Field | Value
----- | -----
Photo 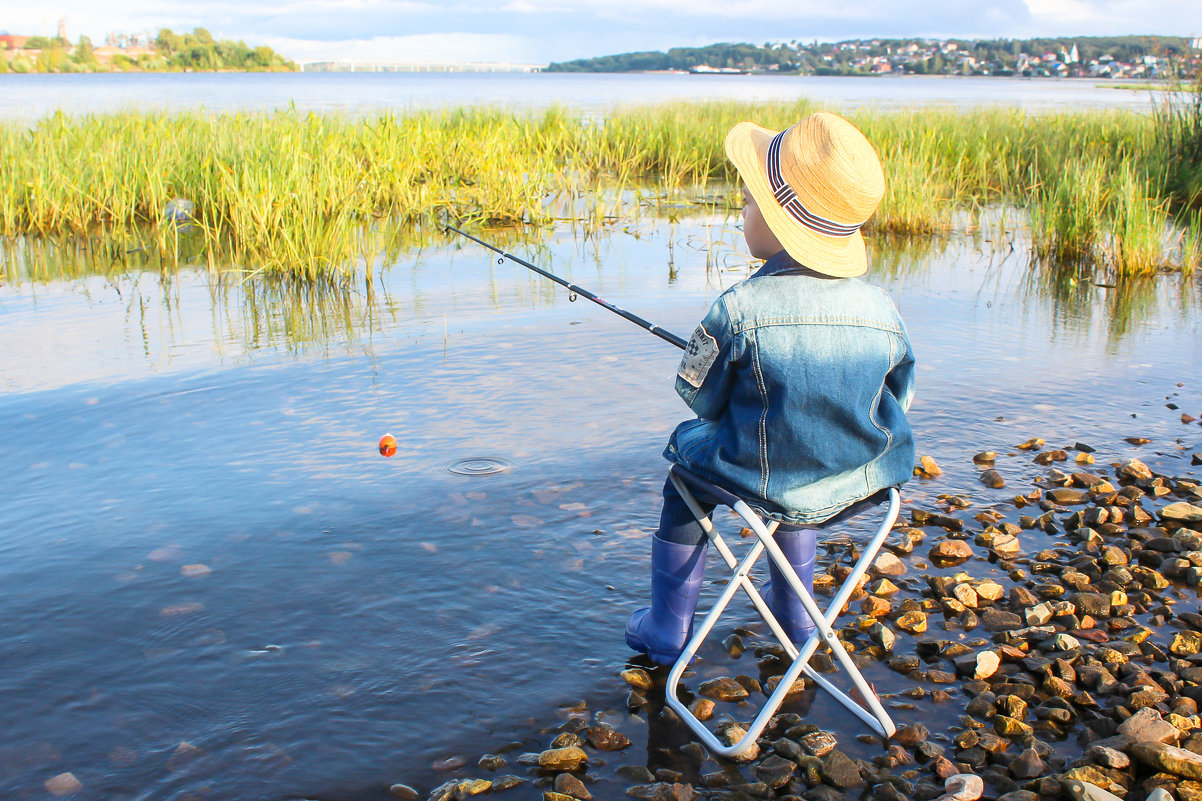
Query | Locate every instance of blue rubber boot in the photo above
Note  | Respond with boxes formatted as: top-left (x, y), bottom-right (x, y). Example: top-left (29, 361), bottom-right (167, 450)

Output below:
top-left (763, 527), bottom-right (818, 644)
top-left (625, 534), bottom-right (707, 666)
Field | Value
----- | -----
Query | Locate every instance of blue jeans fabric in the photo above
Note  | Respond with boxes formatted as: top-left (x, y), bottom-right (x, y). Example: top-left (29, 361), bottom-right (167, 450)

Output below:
top-left (657, 477), bottom-right (809, 545)
top-left (657, 474), bottom-right (892, 545)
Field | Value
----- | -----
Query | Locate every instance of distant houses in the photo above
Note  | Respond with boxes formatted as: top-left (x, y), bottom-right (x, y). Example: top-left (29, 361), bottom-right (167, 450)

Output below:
top-left (549, 35), bottom-right (1201, 79)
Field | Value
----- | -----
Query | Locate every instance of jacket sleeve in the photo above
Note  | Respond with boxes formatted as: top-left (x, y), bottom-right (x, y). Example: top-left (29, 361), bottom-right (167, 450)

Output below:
top-left (674, 295), bottom-right (739, 420)
top-left (887, 317), bottom-right (917, 414)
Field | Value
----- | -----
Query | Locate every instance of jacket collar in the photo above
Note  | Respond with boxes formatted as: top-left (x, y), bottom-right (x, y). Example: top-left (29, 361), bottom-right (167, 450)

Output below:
top-left (751, 250), bottom-right (838, 280)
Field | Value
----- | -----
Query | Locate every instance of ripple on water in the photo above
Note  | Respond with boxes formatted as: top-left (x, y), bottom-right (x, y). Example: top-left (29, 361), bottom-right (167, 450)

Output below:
top-left (447, 457), bottom-right (513, 476)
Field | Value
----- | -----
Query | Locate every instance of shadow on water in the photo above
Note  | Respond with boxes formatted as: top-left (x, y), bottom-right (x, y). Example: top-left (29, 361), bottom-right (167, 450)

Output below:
top-left (1, 209), bottom-right (1200, 799)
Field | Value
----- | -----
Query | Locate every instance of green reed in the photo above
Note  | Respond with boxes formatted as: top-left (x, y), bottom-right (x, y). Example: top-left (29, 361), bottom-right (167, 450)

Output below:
top-left (0, 102), bottom-right (1198, 282)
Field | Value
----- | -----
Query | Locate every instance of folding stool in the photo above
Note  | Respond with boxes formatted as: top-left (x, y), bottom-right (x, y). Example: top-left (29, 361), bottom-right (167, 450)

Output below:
top-left (664, 464), bottom-right (901, 758)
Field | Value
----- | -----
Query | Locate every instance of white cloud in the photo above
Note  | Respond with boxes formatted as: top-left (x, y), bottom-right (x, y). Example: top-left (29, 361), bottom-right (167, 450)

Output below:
top-left (8, 0), bottom-right (1202, 63)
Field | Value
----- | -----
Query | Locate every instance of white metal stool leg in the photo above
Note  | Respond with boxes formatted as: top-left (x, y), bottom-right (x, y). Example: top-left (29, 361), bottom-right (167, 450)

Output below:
top-left (662, 469), bottom-right (901, 758)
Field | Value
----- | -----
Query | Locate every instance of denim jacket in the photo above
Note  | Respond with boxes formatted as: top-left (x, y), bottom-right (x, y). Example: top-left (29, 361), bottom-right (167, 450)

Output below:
top-left (665, 250), bottom-right (916, 524)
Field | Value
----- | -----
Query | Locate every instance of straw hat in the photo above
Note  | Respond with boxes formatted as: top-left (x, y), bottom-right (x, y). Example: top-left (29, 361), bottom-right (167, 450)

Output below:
top-left (725, 111), bottom-right (885, 277)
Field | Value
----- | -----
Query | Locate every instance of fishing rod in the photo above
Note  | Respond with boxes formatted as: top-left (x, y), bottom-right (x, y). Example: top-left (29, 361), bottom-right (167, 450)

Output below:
top-left (444, 224), bottom-right (688, 351)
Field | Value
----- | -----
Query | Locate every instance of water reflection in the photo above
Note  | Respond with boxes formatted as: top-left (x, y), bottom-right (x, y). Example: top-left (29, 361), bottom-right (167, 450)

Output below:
top-left (2, 213), bottom-right (1198, 386)
top-left (2, 208), bottom-right (1201, 800)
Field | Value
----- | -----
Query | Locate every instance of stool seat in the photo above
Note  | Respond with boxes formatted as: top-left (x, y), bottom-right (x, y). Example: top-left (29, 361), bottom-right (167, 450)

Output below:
top-left (664, 464), bottom-right (901, 758)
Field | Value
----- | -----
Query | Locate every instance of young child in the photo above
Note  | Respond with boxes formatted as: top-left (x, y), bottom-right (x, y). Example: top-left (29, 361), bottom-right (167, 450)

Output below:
top-left (626, 111), bottom-right (916, 665)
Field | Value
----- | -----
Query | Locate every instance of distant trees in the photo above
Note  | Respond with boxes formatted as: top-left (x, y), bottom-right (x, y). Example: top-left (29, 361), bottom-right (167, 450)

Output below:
top-left (5, 27), bottom-right (295, 73)
top-left (151, 27), bottom-right (294, 70)
top-left (549, 43), bottom-right (797, 73)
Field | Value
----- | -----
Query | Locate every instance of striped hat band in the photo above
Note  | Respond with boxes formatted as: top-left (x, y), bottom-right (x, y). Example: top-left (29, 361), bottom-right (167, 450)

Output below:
top-left (767, 131), bottom-right (863, 239)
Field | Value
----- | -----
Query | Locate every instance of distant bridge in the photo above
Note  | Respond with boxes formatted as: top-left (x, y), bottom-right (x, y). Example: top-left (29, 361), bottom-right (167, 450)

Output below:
top-left (301, 61), bottom-right (545, 73)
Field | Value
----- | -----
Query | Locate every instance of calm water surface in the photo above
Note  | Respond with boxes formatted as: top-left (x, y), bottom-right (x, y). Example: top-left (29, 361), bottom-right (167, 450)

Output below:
top-left (1, 217), bottom-right (1201, 799)
top-left (0, 71), bottom-right (1170, 118)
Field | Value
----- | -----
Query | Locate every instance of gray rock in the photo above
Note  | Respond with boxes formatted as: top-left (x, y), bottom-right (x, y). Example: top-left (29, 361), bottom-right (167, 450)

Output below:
top-left (935, 773), bottom-right (984, 801)
top-left (800, 731), bottom-right (838, 757)
top-left (1130, 742), bottom-right (1202, 780)
top-left (981, 609), bottom-right (1023, 631)
top-left (492, 776), bottom-right (526, 792)
top-left (773, 737), bottom-right (805, 761)
top-left (803, 786), bottom-right (846, 801)
top-left (427, 781), bottom-right (459, 801)
top-left (755, 755), bottom-right (796, 788)
top-left (1087, 745), bottom-right (1131, 769)
top-left (387, 784), bottom-right (419, 800)
top-left (698, 677), bottom-right (748, 702)
top-left (477, 754), bottom-right (507, 770)
top-left (616, 766), bottom-right (656, 783)
top-left (820, 749), bottom-right (864, 788)
top-left (1162, 502), bottom-right (1202, 523)
top-left (980, 470), bottom-right (1005, 489)
top-left (892, 723), bottom-right (928, 747)
top-left (585, 725), bottom-right (630, 751)
top-left (1117, 708), bottom-right (1181, 744)
top-left (1062, 780), bottom-right (1124, 801)
top-left (1011, 747), bottom-right (1044, 779)
top-left (625, 783), bottom-right (696, 801)
top-left (554, 773), bottom-right (592, 800)
top-left (1118, 459), bottom-right (1153, 481)
top-left (1071, 592), bottom-right (1111, 617)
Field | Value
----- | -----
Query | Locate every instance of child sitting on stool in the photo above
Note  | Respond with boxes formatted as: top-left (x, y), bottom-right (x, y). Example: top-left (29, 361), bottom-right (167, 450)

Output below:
top-left (626, 111), bottom-right (917, 665)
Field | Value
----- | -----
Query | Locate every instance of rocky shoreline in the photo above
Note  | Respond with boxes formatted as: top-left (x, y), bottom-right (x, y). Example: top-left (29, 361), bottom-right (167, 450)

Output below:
top-left (390, 412), bottom-right (1202, 801)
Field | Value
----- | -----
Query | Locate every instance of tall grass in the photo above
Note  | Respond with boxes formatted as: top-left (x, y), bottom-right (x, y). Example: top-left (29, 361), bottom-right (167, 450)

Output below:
top-left (0, 102), bottom-right (1198, 281)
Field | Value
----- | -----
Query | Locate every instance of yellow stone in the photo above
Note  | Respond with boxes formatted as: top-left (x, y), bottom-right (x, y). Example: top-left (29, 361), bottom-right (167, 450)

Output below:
top-left (952, 583), bottom-right (979, 608)
top-left (896, 611), bottom-right (928, 634)
top-left (619, 668), bottom-right (653, 690)
top-left (458, 779), bottom-right (491, 796)
top-left (868, 578), bottom-right (900, 595)
top-left (690, 698), bottom-right (716, 721)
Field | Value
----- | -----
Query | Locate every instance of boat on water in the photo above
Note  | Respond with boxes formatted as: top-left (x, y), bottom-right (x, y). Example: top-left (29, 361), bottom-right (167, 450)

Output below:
top-left (688, 65), bottom-right (747, 75)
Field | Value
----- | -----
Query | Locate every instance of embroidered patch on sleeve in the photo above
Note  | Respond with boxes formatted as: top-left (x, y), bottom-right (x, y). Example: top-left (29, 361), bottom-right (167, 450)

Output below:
top-left (677, 324), bottom-right (719, 388)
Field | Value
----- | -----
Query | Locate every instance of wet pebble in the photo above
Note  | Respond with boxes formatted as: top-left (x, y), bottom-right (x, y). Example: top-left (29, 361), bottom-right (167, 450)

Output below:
top-left (619, 668), bottom-right (653, 690)
top-left (697, 676), bottom-right (748, 702)
top-left (820, 749), bottom-right (864, 788)
top-left (477, 753), bottom-right (506, 770)
top-left (1131, 743), bottom-right (1202, 780)
top-left (800, 730), bottom-right (838, 756)
top-left (45, 773), bottom-right (83, 797)
top-left (432, 755), bottom-right (466, 772)
top-left (626, 782), bottom-right (696, 801)
top-left (688, 698), bottom-right (714, 721)
top-left (584, 725), bottom-right (630, 751)
top-left (537, 746), bottom-right (587, 771)
top-left (936, 773), bottom-right (984, 801)
top-left (930, 540), bottom-right (973, 563)
top-left (553, 772), bottom-right (592, 799)
top-left (917, 455), bottom-right (943, 478)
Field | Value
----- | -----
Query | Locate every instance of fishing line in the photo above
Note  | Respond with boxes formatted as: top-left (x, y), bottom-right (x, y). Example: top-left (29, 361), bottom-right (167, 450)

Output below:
top-left (444, 225), bottom-right (687, 351)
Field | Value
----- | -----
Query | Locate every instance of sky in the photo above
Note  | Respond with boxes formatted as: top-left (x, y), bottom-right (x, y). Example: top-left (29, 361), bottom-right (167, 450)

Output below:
top-left (2, 0), bottom-right (1200, 66)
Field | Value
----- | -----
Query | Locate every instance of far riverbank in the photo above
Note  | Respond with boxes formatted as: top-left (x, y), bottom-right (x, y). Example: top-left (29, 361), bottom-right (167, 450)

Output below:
top-left (0, 72), bottom-right (1175, 120)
